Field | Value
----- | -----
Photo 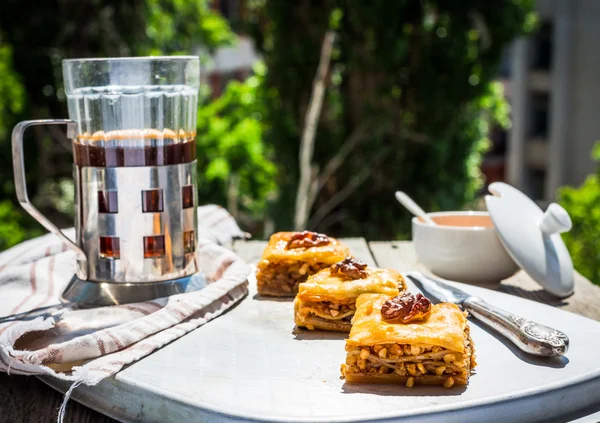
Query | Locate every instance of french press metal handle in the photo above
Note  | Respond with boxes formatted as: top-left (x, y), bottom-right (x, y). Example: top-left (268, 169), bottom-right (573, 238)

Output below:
top-left (12, 119), bottom-right (87, 280)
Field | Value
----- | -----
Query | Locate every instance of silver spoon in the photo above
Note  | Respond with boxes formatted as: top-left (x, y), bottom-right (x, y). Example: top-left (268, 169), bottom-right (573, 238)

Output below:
top-left (394, 191), bottom-right (437, 226)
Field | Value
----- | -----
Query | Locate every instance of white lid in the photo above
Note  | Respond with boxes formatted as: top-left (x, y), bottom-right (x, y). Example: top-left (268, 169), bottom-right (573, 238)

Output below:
top-left (485, 182), bottom-right (574, 297)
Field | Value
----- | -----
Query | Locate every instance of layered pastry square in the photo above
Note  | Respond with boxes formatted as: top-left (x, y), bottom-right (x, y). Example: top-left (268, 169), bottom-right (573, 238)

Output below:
top-left (294, 258), bottom-right (406, 332)
top-left (341, 293), bottom-right (476, 388)
top-left (256, 231), bottom-right (350, 297)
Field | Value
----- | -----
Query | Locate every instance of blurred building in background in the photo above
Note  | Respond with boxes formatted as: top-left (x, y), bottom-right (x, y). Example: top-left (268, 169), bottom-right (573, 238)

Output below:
top-left (484, 0), bottom-right (600, 204)
top-left (203, 0), bottom-right (259, 97)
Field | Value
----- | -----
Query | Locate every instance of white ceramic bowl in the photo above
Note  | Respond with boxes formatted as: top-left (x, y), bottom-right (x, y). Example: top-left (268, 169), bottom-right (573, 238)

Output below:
top-left (412, 211), bottom-right (519, 286)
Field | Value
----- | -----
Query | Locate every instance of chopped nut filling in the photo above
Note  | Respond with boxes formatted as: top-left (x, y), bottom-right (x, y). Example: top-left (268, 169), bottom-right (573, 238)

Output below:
top-left (297, 301), bottom-right (356, 321)
top-left (342, 336), bottom-right (475, 388)
top-left (256, 259), bottom-right (330, 296)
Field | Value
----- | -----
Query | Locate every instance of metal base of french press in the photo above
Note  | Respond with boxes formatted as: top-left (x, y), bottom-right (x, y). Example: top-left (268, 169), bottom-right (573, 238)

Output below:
top-left (60, 272), bottom-right (207, 308)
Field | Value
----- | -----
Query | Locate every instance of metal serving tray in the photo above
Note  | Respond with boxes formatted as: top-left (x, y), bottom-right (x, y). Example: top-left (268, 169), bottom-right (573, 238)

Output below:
top-left (42, 269), bottom-right (600, 423)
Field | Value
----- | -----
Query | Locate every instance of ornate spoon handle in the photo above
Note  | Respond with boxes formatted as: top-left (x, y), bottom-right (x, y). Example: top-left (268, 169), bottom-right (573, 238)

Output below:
top-left (464, 296), bottom-right (569, 357)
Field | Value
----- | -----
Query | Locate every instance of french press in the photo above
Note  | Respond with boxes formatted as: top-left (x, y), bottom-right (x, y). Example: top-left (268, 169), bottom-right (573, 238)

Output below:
top-left (12, 56), bottom-right (205, 306)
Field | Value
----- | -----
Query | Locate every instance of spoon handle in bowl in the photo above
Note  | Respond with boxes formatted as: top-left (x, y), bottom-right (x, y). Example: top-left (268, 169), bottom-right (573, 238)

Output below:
top-left (394, 191), bottom-right (436, 225)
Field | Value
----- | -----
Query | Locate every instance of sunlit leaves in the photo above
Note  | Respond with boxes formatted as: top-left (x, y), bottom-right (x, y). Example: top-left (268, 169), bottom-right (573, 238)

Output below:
top-left (592, 143), bottom-right (600, 162)
top-left (559, 143), bottom-right (600, 285)
top-left (0, 38), bottom-right (24, 138)
top-left (0, 201), bottom-right (28, 250)
top-left (0, 34), bottom-right (28, 249)
top-left (143, 0), bottom-right (235, 55)
top-left (0, 200), bottom-right (42, 250)
top-left (196, 68), bottom-right (277, 219)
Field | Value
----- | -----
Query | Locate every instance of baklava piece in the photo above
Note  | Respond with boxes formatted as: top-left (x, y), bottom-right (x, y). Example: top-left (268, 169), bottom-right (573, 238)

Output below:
top-left (256, 231), bottom-right (349, 297)
top-left (341, 293), bottom-right (476, 388)
top-left (294, 258), bottom-right (406, 332)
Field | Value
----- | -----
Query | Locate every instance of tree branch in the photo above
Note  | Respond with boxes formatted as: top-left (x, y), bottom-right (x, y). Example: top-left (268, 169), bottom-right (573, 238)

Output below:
top-left (307, 147), bottom-right (391, 230)
top-left (293, 30), bottom-right (336, 230)
top-left (307, 120), bottom-right (372, 209)
top-left (314, 210), bottom-right (346, 233)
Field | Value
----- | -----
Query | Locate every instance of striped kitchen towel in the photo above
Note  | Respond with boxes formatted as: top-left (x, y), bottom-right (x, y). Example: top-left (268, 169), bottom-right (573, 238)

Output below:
top-left (0, 205), bottom-right (251, 421)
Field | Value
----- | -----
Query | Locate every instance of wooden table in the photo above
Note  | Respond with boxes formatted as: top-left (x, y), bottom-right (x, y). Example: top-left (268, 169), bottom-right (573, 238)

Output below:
top-left (1, 240), bottom-right (599, 423)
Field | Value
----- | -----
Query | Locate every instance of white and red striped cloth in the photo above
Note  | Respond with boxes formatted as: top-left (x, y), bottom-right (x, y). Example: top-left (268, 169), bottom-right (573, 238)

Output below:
top-left (0, 206), bottom-right (250, 412)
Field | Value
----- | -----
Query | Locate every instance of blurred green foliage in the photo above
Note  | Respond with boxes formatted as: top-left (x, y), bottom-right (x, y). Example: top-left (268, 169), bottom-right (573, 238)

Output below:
top-left (559, 143), bottom-right (600, 285)
top-left (143, 0), bottom-right (235, 54)
top-left (197, 63), bottom-right (277, 229)
top-left (247, 0), bottom-right (536, 238)
top-left (0, 0), bottom-right (543, 251)
top-left (0, 0), bottom-right (277, 250)
top-left (0, 31), bottom-right (39, 248)
top-left (0, 200), bottom-right (42, 251)
top-left (0, 41), bottom-right (24, 137)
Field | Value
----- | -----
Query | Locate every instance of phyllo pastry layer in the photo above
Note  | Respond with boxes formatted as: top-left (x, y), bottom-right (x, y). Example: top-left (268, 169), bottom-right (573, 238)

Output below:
top-left (341, 293), bottom-right (476, 388)
top-left (294, 258), bottom-right (406, 332)
top-left (256, 231), bottom-right (350, 297)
